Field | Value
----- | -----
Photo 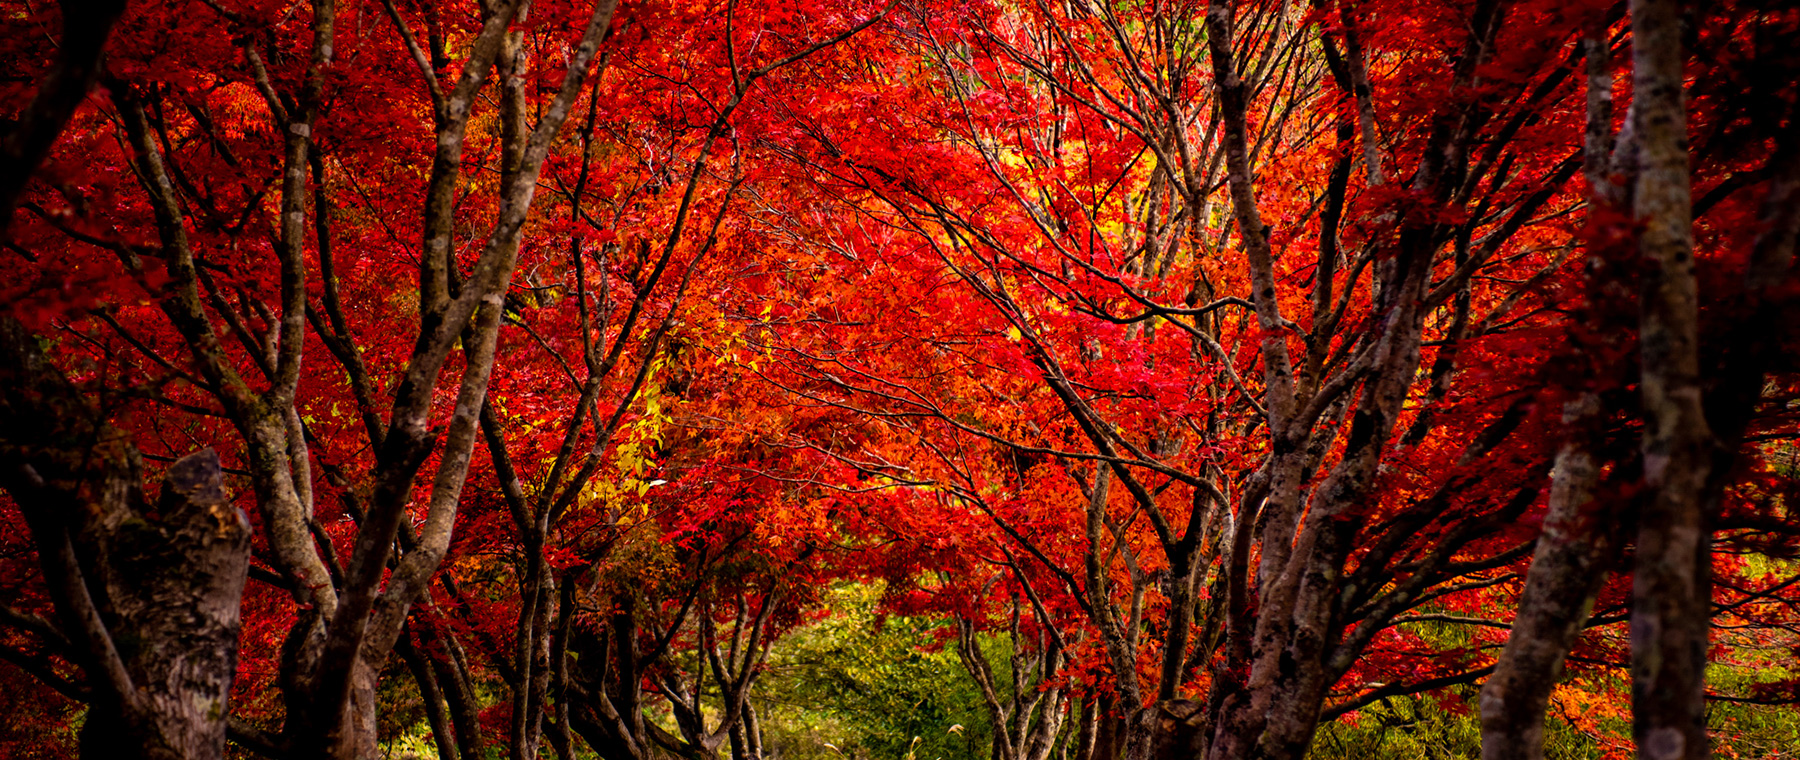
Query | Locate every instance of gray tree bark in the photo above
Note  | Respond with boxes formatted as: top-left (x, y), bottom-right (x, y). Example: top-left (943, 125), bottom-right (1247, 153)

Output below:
top-left (1478, 394), bottom-right (1614, 760)
top-left (0, 318), bottom-right (252, 760)
top-left (1627, 1), bottom-right (1713, 759)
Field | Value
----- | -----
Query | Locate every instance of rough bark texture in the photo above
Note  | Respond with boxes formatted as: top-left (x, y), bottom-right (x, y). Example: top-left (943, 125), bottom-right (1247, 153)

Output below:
top-left (1628, 1), bottom-right (1713, 759)
top-left (1478, 395), bottom-right (1613, 760)
top-left (0, 318), bottom-right (252, 760)
top-left (1149, 700), bottom-right (1207, 760)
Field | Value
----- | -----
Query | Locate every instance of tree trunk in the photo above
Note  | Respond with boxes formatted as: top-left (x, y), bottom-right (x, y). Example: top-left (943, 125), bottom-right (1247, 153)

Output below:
top-left (0, 319), bottom-right (253, 760)
top-left (1627, 1), bottom-right (1712, 759)
top-left (1112, 699), bottom-right (1159, 760)
top-left (0, 0), bottom-right (126, 226)
top-left (1073, 697), bottom-right (1098, 760)
top-left (1147, 701), bottom-right (1206, 760)
top-left (1479, 394), bottom-right (1615, 760)
top-left (77, 449), bottom-right (253, 760)
top-left (399, 634), bottom-right (461, 760)
top-left (1479, 22), bottom-right (1629, 755)
top-left (338, 660), bottom-right (381, 760)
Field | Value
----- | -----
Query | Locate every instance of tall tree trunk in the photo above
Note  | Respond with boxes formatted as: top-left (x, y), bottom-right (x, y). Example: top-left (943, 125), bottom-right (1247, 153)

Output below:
top-left (398, 634), bottom-right (461, 760)
top-left (1628, 1), bottom-right (1712, 759)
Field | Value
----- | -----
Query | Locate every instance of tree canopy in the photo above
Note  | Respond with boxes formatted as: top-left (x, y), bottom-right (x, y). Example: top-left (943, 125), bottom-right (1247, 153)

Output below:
top-left (1, 0), bottom-right (1797, 759)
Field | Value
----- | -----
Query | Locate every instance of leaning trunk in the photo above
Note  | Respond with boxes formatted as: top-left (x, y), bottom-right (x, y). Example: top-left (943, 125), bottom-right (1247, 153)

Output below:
top-left (1479, 394), bottom-right (1615, 759)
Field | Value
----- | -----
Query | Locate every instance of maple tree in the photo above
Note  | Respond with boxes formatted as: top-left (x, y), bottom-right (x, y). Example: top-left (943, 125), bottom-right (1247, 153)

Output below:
top-left (1, 0), bottom-right (1799, 760)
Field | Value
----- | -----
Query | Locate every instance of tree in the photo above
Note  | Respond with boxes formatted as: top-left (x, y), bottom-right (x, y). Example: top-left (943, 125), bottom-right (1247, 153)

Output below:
top-left (2, 0), bottom-right (615, 752)
top-left (0, 318), bottom-right (250, 760)
top-left (1483, 3), bottom-right (1800, 758)
top-left (748, 1), bottom-right (1602, 759)
top-left (2, 0), bottom-right (1799, 759)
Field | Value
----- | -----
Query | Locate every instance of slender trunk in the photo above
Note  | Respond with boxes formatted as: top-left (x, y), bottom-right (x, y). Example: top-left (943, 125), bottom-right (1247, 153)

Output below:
top-left (399, 634), bottom-right (461, 760)
top-left (500, 24), bottom-right (552, 759)
top-left (1090, 697), bottom-right (1122, 760)
top-left (1627, 2), bottom-right (1712, 759)
top-left (427, 621), bottom-right (489, 760)
top-left (1479, 23), bottom-right (1626, 757)
top-left (0, 0), bottom-right (126, 225)
top-left (1479, 394), bottom-right (1614, 759)
top-left (1074, 697), bottom-right (1098, 760)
